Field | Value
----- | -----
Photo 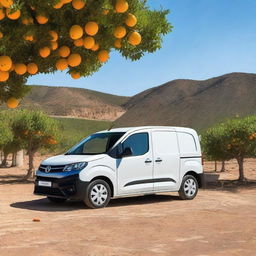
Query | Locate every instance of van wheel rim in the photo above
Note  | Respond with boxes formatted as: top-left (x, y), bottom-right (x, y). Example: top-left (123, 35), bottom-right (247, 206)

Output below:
top-left (184, 179), bottom-right (197, 197)
top-left (90, 184), bottom-right (108, 206)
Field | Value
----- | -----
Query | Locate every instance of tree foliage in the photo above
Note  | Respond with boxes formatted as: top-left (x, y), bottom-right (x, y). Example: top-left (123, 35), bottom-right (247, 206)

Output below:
top-left (202, 116), bottom-right (256, 181)
top-left (0, 109), bottom-right (61, 178)
top-left (0, 110), bottom-right (13, 149)
top-left (0, 0), bottom-right (172, 103)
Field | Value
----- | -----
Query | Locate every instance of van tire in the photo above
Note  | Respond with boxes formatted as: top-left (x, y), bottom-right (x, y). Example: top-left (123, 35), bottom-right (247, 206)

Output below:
top-left (178, 175), bottom-right (198, 200)
top-left (47, 196), bottom-right (67, 203)
top-left (84, 179), bottom-right (111, 209)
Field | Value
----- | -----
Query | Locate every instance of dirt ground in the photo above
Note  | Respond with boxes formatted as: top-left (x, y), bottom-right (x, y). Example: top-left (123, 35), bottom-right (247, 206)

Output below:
top-left (0, 156), bottom-right (255, 256)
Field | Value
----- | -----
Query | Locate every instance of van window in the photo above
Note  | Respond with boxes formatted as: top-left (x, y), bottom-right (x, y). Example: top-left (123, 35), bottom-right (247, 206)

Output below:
top-left (177, 132), bottom-right (197, 153)
top-left (152, 131), bottom-right (179, 154)
top-left (122, 133), bottom-right (149, 156)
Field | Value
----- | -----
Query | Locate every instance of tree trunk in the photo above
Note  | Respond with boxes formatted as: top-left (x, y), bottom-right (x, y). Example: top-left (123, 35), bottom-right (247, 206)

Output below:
top-left (24, 150), bottom-right (35, 180)
top-left (1, 152), bottom-right (8, 167)
top-left (11, 152), bottom-right (17, 167)
top-left (236, 157), bottom-right (246, 181)
top-left (214, 161), bottom-right (217, 172)
top-left (220, 160), bottom-right (225, 172)
top-left (16, 150), bottom-right (24, 168)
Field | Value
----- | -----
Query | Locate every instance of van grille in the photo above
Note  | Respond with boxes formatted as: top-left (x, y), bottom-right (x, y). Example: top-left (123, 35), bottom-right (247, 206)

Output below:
top-left (38, 165), bottom-right (66, 173)
top-left (34, 186), bottom-right (64, 197)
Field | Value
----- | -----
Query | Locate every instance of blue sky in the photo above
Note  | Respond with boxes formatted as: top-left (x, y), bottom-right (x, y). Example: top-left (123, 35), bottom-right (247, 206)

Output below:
top-left (27, 0), bottom-right (256, 96)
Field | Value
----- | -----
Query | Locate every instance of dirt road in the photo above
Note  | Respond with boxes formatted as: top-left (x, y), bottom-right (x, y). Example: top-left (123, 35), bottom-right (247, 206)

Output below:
top-left (0, 157), bottom-right (255, 256)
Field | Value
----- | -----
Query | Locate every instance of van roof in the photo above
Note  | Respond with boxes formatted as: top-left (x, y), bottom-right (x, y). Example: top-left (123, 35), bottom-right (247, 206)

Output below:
top-left (98, 126), bottom-right (197, 134)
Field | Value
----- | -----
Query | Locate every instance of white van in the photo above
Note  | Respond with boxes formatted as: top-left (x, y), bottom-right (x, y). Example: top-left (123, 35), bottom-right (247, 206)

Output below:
top-left (34, 126), bottom-right (204, 208)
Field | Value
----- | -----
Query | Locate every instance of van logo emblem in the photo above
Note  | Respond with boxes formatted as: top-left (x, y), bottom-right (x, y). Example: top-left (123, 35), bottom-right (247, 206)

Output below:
top-left (45, 166), bottom-right (51, 173)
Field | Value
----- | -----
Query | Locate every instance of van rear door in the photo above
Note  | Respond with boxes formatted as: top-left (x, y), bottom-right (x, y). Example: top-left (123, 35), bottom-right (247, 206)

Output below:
top-left (152, 130), bottom-right (180, 191)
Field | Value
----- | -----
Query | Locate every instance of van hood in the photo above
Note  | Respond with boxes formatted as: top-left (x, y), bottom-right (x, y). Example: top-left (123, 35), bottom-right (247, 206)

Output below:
top-left (42, 154), bottom-right (106, 165)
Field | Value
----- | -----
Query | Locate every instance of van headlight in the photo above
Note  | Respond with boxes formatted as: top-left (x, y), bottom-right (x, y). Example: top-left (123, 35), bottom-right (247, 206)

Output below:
top-left (63, 162), bottom-right (88, 172)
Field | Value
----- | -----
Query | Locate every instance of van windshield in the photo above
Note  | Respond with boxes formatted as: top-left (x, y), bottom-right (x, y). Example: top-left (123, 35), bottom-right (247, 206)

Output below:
top-left (66, 132), bottom-right (125, 155)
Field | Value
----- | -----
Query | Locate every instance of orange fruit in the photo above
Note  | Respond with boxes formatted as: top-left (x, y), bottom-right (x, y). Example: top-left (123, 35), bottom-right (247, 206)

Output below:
top-left (21, 17), bottom-right (33, 25)
top-left (98, 50), bottom-right (109, 63)
top-left (36, 15), bottom-right (48, 24)
top-left (53, 1), bottom-right (63, 9)
top-left (114, 39), bottom-right (122, 48)
top-left (0, 32), bottom-right (3, 39)
top-left (115, 0), bottom-right (128, 13)
top-left (85, 21), bottom-right (99, 36)
top-left (114, 26), bottom-right (126, 39)
top-left (74, 38), bottom-right (84, 47)
top-left (67, 53), bottom-right (82, 67)
top-left (6, 97), bottom-right (19, 109)
top-left (0, 7), bottom-right (5, 20)
top-left (27, 63), bottom-right (38, 74)
top-left (6, 8), bottom-right (21, 20)
top-left (71, 71), bottom-right (80, 79)
top-left (128, 31), bottom-right (142, 46)
top-left (102, 9), bottom-right (109, 15)
top-left (10, 64), bottom-right (15, 71)
top-left (91, 43), bottom-right (99, 51)
top-left (56, 58), bottom-right (68, 70)
top-left (49, 31), bottom-right (58, 41)
top-left (58, 46), bottom-right (70, 57)
top-left (1, 0), bottom-right (13, 8)
top-left (0, 56), bottom-right (12, 71)
top-left (0, 71), bottom-right (9, 82)
top-left (51, 41), bottom-right (58, 50)
top-left (83, 36), bottom-right (95, 49)
top-left (72, 0), bottom-right (85, 10)
top-left (62, 0), bottom-right (72, 3)
top-left (125, 13), bottom-right (137, 27)
top-left (24, 35), bottom-right (33, 41)
top-left (14, 63), bottom-right (27, 75)
top-left (39, 47), bottom-right (51, 58)
top-left (69, 25), bottom-right (83, 40)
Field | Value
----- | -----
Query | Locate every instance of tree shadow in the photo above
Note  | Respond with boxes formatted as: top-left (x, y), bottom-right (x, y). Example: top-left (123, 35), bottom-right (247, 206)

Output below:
top-left (10, 194), bottom-right (179, 212)
top-left (0, 174), bottom-right (33, 184)
top-left (204, 179), bottom-right (256, 192)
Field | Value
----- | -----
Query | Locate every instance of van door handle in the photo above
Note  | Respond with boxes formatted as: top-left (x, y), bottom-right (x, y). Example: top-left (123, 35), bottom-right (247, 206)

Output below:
top-left (155, 158), bottom-right (162, 163)
top-left (145, 158), bottom-right (152, 163)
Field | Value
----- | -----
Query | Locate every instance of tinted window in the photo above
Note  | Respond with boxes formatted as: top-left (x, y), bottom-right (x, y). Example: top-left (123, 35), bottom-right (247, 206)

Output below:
top-left (122, 133), bottom-right (149, 156)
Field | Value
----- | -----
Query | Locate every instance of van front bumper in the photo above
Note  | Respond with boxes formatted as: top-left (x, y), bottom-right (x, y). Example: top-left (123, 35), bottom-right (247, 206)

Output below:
top-left (34, 172), bottom-right (89, 200)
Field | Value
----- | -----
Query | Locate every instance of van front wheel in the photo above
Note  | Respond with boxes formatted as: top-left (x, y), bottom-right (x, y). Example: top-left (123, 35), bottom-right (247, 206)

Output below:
top-left (178, 175), bottom-right (198, 200)
top-left (84, 179), bottom-right (111, 209)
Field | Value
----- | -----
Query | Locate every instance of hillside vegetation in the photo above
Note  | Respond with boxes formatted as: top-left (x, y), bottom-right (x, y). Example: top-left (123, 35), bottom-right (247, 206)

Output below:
top-left (1, 85), bottom-right (129, 121)
top-left (55, 117), bottom-right (111, 153)
top-left (116, 73), bottom-right (256, 131)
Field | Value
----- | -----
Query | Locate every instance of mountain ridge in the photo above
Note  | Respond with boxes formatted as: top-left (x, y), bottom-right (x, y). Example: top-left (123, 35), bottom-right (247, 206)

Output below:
top-left (15, 85), bottom-right (130, 121)
top-left (116, 72), bottom-right (256, 130)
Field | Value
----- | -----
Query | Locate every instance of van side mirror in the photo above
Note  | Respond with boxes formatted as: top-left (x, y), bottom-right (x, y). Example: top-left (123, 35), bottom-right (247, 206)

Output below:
top-left (122, 147), bottom-right (133, 157)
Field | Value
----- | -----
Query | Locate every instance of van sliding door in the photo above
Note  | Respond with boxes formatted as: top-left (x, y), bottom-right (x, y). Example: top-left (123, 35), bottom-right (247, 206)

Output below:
top-left (152, 131), bottom-right (180, 191)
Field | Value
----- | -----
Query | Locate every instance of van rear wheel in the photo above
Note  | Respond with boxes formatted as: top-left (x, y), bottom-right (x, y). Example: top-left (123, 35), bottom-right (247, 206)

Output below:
top-left (84, 179), bottom-right (111, 209)
top-left (178, 175), bottom-right (198, 200)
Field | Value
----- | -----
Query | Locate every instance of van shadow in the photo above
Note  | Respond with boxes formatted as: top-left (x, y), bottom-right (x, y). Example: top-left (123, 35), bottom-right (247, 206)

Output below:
top-left (10, 194), bottom-right (179, 212)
